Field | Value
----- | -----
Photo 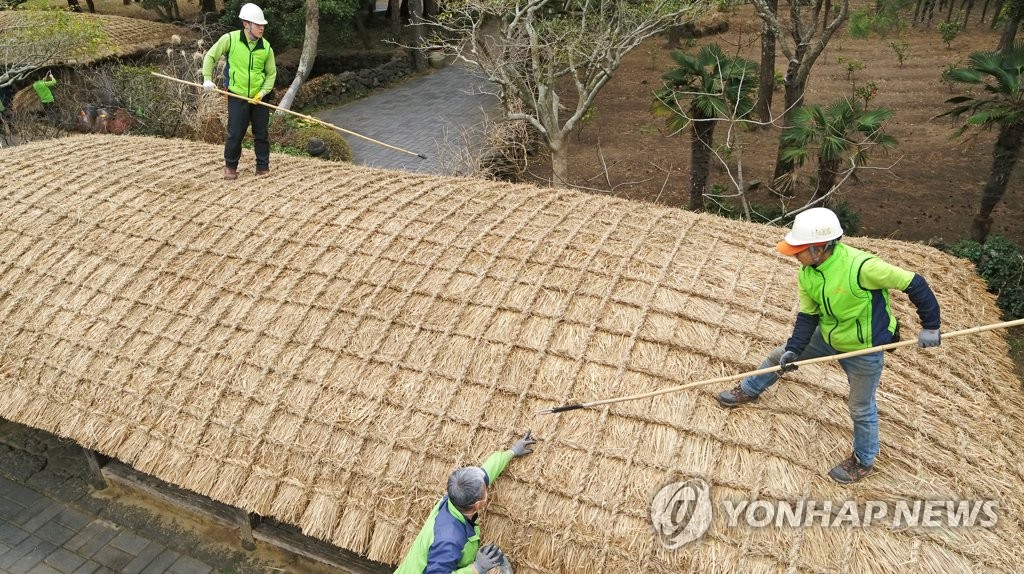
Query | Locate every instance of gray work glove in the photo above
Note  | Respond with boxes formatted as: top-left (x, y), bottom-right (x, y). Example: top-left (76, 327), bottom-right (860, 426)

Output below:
top-left (918, 329), bottom-right (941, 348)
top-left (474, 544), bottom-right (504, 574)
top-left (202, 79), bottom-right (216, 91)
top-left (779, 350), bottom-right (799, 373)
top-left (509, 431), bottom-right (536, 457)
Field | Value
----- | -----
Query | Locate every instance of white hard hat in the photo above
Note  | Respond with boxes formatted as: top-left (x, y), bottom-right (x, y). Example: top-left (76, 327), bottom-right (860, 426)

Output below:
top-left (239, 3), bottom-right (267, 25)
top-left (777, 207), bottom-right (843, 255)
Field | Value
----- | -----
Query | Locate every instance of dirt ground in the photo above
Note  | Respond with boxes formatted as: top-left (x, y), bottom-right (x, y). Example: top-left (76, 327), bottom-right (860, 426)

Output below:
top-left (525, 5), bottom-right (1024, 247)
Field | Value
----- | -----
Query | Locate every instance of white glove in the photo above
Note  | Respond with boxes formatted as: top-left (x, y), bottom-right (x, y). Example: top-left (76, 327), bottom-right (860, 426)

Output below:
top-left (202, 80), bottom-right (216, 91)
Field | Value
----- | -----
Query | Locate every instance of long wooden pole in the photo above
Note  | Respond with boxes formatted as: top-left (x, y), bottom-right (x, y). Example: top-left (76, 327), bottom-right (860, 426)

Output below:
top-left (539, 317), bottom-right (1024, 414)
top-left (151, 72), bottom-right (428, 159)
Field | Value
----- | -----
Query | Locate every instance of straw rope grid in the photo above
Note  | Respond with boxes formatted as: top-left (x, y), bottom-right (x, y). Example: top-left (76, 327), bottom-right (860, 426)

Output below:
top-left (0, 135), bottom-right (1022, 572)
top-left (0, 12), bottom-right (191, 67)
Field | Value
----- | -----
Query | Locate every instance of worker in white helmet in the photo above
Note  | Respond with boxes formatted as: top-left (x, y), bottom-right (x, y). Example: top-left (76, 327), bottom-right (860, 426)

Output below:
top-left (715, 207), bottom-right (942, 484)
top-left (202, 3), bottom-right (277, 180)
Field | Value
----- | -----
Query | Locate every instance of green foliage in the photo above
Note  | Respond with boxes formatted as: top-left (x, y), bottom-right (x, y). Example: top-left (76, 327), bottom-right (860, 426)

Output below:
top-left (838, 57), bottom-right (865, 82)
top-left (938, 17), bottom-right (961, 48)
top-left (266, 115), bottom-right (352, 161)
top-left (219, 0), bottom-right (362, 50)
top-left (889, 40), bottom-right (909, 67)
top-left (854, 80), bottom-right (879, 106)
top-left (949, 236), bottom-right (1024, 319)
top-left (848, 9), bottom-right (873, 39)
top-left (781, 98), bottom-right (898, 170)
top-left (0, 8), bottom-right (108, 87)
top-left (847, 0), bottom-right (909, 38)
top-left (939, 60), bottom-right (962, 92)
top-left (652, 43), bottom-right (759, 132)
top-left (940, 46), bottom-right (1024, 136)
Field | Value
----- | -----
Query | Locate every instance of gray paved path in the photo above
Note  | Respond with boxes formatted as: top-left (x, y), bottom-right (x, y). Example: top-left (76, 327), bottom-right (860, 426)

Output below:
top-left (0, 475), bottom-right (213, 574)
top-left (318, 63), bottom-right (500, 174)
top-left (0, 422), bottom-right (217, 574)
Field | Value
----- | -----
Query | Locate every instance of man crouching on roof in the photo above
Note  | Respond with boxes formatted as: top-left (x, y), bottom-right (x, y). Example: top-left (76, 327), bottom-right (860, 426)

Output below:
top-left (395, 432), bottom-right (536, 574)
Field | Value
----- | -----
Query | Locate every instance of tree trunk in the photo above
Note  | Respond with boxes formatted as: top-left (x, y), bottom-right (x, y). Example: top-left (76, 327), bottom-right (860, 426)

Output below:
top-left (772, 73), bottom-right (807, 195)
top-left (550, 136), bottom-right (569, 186)
top-left (276, 0), bottom-right (319, 112)
top-left (201, 0), bottom-right (216, 13)
top-left (84, 0), bottom-right (95, 12)
top-left (408, 0), bottom-right (426, 71)
top-left (690, 118), bottom-right (715, 211)
top-left (991, 0), bottom-right (1007, 27)
top-left (388, 0), bottom-right (402, 27)
top-left (755, 0), bottom-right (778, 124)
top-left (996, 1), bottom-right (1022, 50)
top-left (997, 17), bottom-right (1020, 51)
top-left (971, 123), bottom-right (1024, 241)
top-left (353, 0), bottom-right (373, 49)
top-left (813, 156), bottom-right (841, 206)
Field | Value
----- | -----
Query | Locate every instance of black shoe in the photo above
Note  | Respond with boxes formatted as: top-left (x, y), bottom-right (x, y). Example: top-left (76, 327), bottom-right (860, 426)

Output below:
top-left (828, 453), bottom-right (874, 484)
top-left (715, 385), bottom-right (758, 408)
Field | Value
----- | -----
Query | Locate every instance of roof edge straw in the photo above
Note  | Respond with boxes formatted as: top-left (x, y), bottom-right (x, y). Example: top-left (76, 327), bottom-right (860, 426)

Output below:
top-left (538, 317), bottom-right (1024, 415)
top-left (150, 72), bottom-right (428, 159)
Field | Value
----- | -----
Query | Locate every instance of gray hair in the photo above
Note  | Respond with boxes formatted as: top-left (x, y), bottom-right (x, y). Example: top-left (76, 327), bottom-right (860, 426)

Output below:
top-left (447, 466), bottom-right (487, 510)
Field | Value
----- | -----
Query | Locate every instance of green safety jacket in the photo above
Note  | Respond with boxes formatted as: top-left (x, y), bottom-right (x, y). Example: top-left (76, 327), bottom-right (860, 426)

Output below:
top-left (33, 78), bottom-right (57, 104)
top-left (202, 30), bottom-right (277, 99)
top-left (395, 450), bottom-right (513, 574)
top-left (793, 243), bottom-right (939, 352)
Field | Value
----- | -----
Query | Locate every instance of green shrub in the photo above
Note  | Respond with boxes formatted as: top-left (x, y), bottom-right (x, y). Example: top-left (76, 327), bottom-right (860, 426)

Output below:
top-left (848, 9), bottom-right (873, 38)
top-left (949, 235), bottom-right (1024, 319)
top-left (264, 115), bottom-right (353, 161)
top-left (938, 18), bottom-right (960, 48)
top-left (889, 40), bottom-right (909, 67)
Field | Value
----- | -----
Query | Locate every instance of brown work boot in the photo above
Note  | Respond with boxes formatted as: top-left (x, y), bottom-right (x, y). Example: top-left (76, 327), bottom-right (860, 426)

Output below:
top-left (224, 166), bottom-right (238, 180)
top-left (715, 385), bottom-right (758, 408)
top-left (255, 167), bottom-right (270, 177)
top-left (828, 453), bottom-right (874, 484)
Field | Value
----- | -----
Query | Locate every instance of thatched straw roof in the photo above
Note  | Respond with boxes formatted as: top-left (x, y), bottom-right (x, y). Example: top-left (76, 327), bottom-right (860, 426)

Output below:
top-left (0, 134), bottom-right (1021, 572)
top-left (0, 11), bottom-right (189, 66)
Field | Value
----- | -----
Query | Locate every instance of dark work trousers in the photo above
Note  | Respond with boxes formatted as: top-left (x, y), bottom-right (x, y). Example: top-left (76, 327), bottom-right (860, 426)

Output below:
top-left (225, 96), bottom-right (270, 170)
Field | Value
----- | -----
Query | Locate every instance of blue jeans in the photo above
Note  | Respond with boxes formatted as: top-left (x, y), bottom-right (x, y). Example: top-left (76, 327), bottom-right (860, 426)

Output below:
top-left (739, 328), bottom-right (884, 466)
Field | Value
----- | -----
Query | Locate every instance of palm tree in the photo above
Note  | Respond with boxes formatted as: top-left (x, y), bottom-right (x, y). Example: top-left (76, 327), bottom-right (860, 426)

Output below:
top-left (941, 43), bottom-right (1024, 242)
top-left (652, 44), bottom-right (758, 211)
top-left (779, 98), bottom-right (897, 206)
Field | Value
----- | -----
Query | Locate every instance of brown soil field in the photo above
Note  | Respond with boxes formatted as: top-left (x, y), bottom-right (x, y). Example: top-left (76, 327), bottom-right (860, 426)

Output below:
top-left (527, 5), bottom-right (1023, 246)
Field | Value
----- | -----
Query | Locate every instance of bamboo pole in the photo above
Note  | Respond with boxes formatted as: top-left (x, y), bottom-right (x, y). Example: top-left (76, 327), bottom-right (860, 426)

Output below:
top-left (539, 317), bottom-right (1024, 414)
top-left (151, 72), bottom-right (428, 159)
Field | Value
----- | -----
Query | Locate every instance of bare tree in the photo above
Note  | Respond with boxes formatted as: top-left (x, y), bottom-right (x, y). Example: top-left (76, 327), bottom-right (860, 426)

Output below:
top-left (0, 10), bottom-right (106, 90)
top-left (748, 0), bottom-right (850, 193)
top-left (277, 0), bottom-right (320, 112)
top-left (754, 0), bottom-right (778, 123)
top-left (427, 0), bottom-right (712, 186)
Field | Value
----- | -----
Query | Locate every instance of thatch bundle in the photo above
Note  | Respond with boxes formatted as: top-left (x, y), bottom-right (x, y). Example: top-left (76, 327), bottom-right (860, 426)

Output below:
top-left (0, 135), bottom-right (1021, 573)
top-left (0, 11), bottom-right (189, 66)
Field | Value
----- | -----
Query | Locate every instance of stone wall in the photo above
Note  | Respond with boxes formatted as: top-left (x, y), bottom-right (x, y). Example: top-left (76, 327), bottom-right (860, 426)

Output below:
top-left (292, 51), bottom-right (416, 111)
